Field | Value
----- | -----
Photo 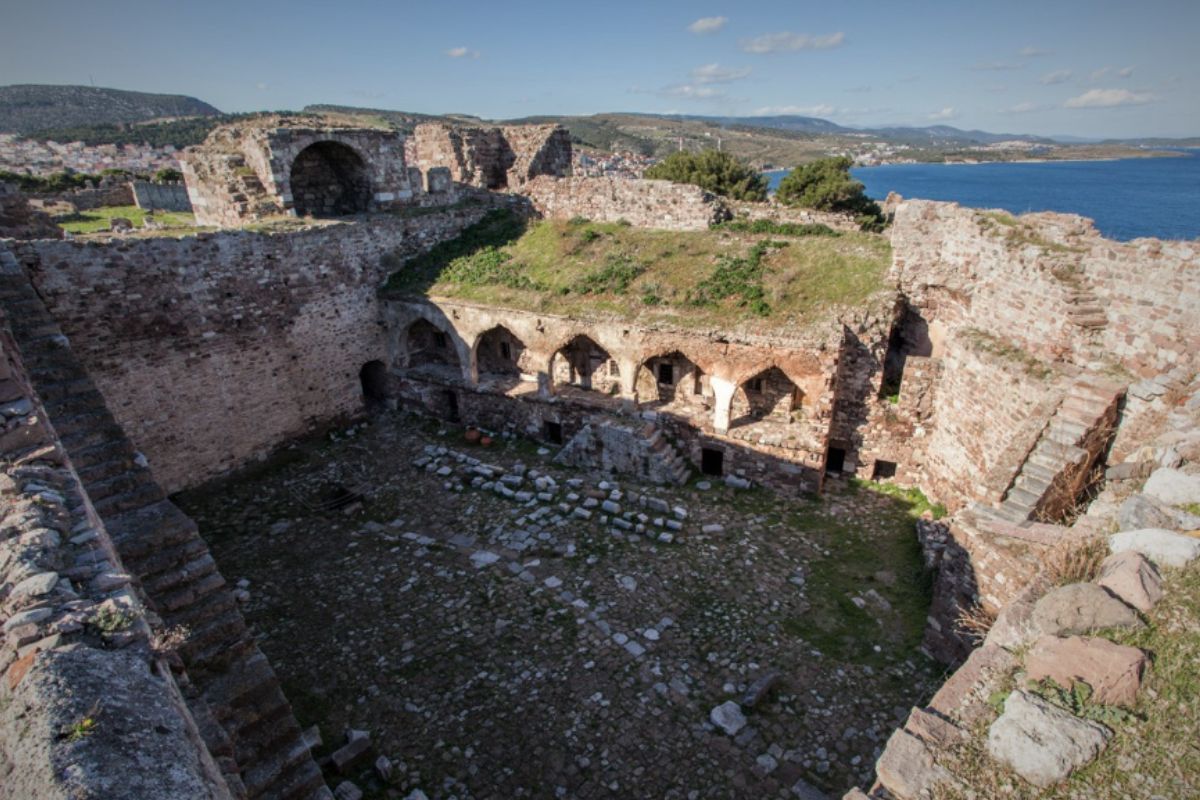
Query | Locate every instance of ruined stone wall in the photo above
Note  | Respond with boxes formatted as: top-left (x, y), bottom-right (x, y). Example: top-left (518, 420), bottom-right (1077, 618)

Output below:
top-left (3, 208), bottom-right (491, 492)
top-left (130, 180), bottom-right (191, 212)
top-left (0, 303), bottom-right (232, 800)
top-left (28, 178), bottom-right (133, 211)
top-left (522, 176), bottom-right (730, 231)
top-left (0, 183), bottom-right (62, 240)
top-left (410, 123), bottom-right (571, 191)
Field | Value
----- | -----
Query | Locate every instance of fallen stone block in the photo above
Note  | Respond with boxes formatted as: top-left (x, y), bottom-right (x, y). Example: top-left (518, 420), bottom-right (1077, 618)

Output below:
top-left (875, 728), bottom-right (952, 799)
top-left (1109, 528), bottom-right (1200, 568)
top-left (1025, 635), bottom-right (1149, 706)
top-left (1031, 583), bottom-right (1141, 636)
top-left (334, 782), bottom-right (363, 800)
top-left (741, 670), bottom-right (782, 709)
top-left (1142, 467), bottom-right (1200, 506)
top-left (331, 734), bottom-right (372, 773)
top-left (986, 690), bottom-right (1110, 788)
top-left (710, 701), bottom-right (746, 735)
top-left (1096, 551), bottom-right (1163, 612)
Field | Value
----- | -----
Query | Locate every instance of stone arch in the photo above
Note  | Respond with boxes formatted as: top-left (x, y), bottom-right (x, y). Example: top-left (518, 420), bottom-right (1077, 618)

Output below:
top-left (732, 366), bottom-right (803, 427)
top-left (635, 350), bottom-right (707, 407)
top-left (289, 141), bottom-right (371, 217)
top-left (403, 318), bottom-right (462, 371)
top-left (474, 325), bottom-right (529, 379)
top-left (550, 335), bottom-right (620, 394)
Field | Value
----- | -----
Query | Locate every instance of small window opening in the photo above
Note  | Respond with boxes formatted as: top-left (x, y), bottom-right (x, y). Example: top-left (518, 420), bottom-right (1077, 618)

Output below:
top-left (748, 377), bottom-right (763, 393)
top-left (500, 341), bottom-right (512, 360)
top-left (657, 363), bottom-right (675, 385)
top-left (871, 460), bottom-right (898, 480)
top-left (544, 420), bottom-right (564, 444)
top-left (701, 447), bottom-right (724, 476)
top-left (825, 447), bottom-right (846, 473)
top-left (443, 390), bottom-right (460, 423)
top-left (608, 360), bottom-right (620, 377)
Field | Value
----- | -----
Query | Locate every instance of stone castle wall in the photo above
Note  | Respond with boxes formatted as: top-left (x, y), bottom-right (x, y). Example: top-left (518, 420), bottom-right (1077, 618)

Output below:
top-left (131, 180), bottom-right (192, 212)
top-left (409, 123), bottom-right (571, 191)
top-left (3, 207), bottom-right (492, 492)
top-left (522, 176), bottom-right (731, 231)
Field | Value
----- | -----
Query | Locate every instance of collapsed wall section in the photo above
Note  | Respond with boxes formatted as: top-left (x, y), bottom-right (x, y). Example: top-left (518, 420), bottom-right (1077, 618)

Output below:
top-left (522, 176), bottom-right (731, 231)
top-left (4, 207), bottom-right (493, 492)
top-left (408, 123), bottom-right (571, 191)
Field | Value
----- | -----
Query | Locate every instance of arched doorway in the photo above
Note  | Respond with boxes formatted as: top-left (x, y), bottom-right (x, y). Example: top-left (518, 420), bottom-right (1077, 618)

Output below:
top-left (404, 319), bottom-right (461, 371)
top-left (290, 141), bottom-right (371, 217)
top-left (636, 351), bottom-right (705, 408)
top-left (476, 325), bottom-right (527, 378)
top-left (359, 360), bottom-right (389, 403)
top-left (732, 366), bottom-right (803, 428)
top-left (551, 335), bottom-right (619, 394)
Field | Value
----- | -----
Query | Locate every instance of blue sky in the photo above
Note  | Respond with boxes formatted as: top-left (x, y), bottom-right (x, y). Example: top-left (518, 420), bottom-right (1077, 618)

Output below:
top-left (2, 0), bottom-right (1197, 137)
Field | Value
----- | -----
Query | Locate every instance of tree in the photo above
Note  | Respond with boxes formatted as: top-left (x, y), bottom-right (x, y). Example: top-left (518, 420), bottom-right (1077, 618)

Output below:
top-left (644, 150), bottom-right (768, 202)
top-left (775, 156), bottom-right (883, 226)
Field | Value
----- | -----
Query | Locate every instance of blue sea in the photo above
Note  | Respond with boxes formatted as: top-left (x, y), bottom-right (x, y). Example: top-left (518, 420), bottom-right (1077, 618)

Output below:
top-left (767, 150), bottom-right (1200, 241)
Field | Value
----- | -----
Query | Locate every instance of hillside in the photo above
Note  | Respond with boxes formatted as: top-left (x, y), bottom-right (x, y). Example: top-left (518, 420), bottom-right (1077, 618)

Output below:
top-left (0, 84), bottom-right (220, 134)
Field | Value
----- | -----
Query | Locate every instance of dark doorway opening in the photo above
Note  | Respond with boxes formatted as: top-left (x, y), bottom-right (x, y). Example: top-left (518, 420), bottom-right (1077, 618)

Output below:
top-left (289, 141), bottom-right (371, 217)
top-left (701, 447), bottom-right (724, 477)
top-left (443, 390), bottom-right (460, 423)
top-left (544, 420), bottom-right (564, 445)
top-left (359, 360), bottom-right (388, 403)
top-left (871, 460), bottom-right (897, 480)
top-left (825, 446), bottom-right (846, 473)
top-left (657, 363), bottom-right (675, 385)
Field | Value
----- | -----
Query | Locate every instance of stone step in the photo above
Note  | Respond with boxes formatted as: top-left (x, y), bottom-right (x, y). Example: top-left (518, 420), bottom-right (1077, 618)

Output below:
top-left (1013, 473), bottom-right (1052, 497)
top-left (91, 480), bottom-right (166, 517)
top-left (140, 551), bottom-right (217, 596)
top-left (59, 422), bottom-right (129, 454)
top-left (245, 751), bottom-right (326, 800)
top-left (29, 377), bottom-right (96, 404)
top-left (156, 570), bottom-right (228, 614)
top-left (75, 454), bottom-right (137, 485)
top-left (992, 502), bottom-right (1033, 523)
top-left (1005, 485), bottom-right (1043, 510)
top-left (84, 469), bottom-right (155, 505)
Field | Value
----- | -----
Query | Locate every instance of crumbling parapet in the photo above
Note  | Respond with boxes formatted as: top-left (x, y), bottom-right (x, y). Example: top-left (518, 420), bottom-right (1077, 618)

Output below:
top-left (521, 176), bottom-right (731, 231)
top-left (408, 122), bottom-right (571, 191)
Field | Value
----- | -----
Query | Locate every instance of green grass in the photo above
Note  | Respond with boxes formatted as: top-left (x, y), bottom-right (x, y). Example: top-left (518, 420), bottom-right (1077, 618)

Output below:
top-left (382, 210), bottom-right (892, 331)
top-left (852, 478), bottom-right (948, 520)
top-left (55, 204), bottom-right (200, 235)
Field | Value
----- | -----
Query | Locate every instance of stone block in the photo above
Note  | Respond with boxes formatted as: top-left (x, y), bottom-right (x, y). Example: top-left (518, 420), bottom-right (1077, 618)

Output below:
top-left (1024, 635), bottom-right (1148, 706)
top-left (1142, 467), bottom-right (1200, 506)
top-left (1109, 528), bottom-right (1200, 568)
top-left (875, 728), bottom-right (951, 799)
top-left (1096, 551), bottom-right (1163, 612)
top-left (986, 690), bottom-right (1110, 787)
top-left (1031, 583), bottom-right (1141, 636)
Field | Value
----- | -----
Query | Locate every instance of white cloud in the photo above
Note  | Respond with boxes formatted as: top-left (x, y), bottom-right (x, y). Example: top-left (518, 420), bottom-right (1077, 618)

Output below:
top-left (1040, 69), bottom-right (1073, 85)
top-left (1003, 101), bottom-right (1044, 114)
top-left (754, 104), bottom-right (836, 117)
top-left (1064, 88), bottom-right (1154, 108)
top-left (739, 31), bottom-right (845, 54)
top-left (971, 60), bottom-right (1025, 71)
top-left (687, 16), bottom-right (728, 35)
top-left (690, 63), bottom-right (751, 84)
top-left (1117, 66), bottom-right (1135, 78)
top-left (446, 46), bottom-right (479, 59)
top-left (1018, 45), bottom-right (1050, 57)
top-left (928, 107), bottom-right (958, 121)
top-left (662, 84), bottom-right (726, 100)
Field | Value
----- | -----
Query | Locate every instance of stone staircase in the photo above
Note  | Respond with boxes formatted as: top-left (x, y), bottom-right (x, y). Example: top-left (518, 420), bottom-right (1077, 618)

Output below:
top-left (640, 421), bottom-right (692, 485)
top-left (0, 260), bottom-right (328, 800)
top-left (993, 375), bottom-right (1125, 524)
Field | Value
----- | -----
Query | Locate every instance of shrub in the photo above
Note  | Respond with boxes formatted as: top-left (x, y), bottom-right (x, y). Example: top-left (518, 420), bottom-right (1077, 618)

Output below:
top-left (154, 167), bottom-right (184, 183)
top-left (775, 157), bottom-right (883, 224)
top-left (718, 218), bottom-right (838, 237)
top-left (644, 150), bottom-right (768, 202)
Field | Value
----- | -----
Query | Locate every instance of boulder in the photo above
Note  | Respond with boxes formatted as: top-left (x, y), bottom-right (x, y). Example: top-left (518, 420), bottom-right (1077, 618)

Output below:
top-left (1142, 467), bottom-right (1200, 506)
top-left (710, 701), bottom-right (747, 735)
top-left (1096, 551), bottom-right (1163, 612)
top-left (1117, 493), bottom-right (1194, 532)
top-left (1031, 583), bottom-right (1141, 636)
top-left (1024, 635), bottom-right (1149, 706)
top-left (741, 670), bottom-right (783, 709)
top-left (986, 690), bottom-right (1110, 787)
top-left (1109, 528), bottom-right (1200, 568)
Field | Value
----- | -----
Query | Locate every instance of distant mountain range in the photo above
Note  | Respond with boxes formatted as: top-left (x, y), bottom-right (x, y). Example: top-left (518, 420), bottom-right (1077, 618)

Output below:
top-left (2, 85), bottom-right (1196, 164)
top-left (0, 84), bottom-right (220, 135)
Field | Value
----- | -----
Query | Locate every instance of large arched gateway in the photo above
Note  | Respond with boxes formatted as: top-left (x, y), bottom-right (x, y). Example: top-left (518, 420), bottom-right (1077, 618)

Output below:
top-left (289, 141), bottom-right (372, 217)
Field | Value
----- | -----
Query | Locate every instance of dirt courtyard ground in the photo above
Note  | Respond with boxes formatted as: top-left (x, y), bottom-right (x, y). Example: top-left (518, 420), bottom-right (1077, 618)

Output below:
top-left (176, 411), bottom-right (944, 799)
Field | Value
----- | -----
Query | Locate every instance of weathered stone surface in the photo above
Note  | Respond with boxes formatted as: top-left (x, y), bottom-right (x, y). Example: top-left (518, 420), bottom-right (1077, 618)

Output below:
top-left (523, 176), bottom-right (729, 231)
top-left (1096, 551), bottom-right (1164, 612)
top-left (331, 734), bottom-right (372, 773)
top-left (875, 728), bottom-right (952, 799)
top-left (741, 670), bottom-right (783, 709)
top-left (986, 690), bottom-right (1110, 787)
top-left (710, 701), bottom-right (747, 736)
top-left (1142, 467), bottom-right (1200, 506)
top-left (1117, 493), bottom-right (1188, 532)
top-left (1109, 528), bottom-right (1200, 568)
top-left (1031, 583), bottom-right (1141, 636)
top-left (1024, 635), bottom-right (1149, 706)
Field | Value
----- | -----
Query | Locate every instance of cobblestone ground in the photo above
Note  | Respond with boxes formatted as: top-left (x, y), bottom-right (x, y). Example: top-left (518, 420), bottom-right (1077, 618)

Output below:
top-left (177, 412), bottom-right (944, 800)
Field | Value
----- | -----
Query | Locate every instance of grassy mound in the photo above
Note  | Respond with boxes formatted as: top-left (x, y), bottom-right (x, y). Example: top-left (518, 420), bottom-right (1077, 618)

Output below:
top-left (383, 210), bottom-right (893, 331)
